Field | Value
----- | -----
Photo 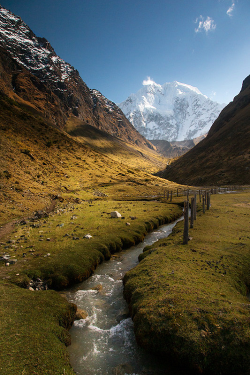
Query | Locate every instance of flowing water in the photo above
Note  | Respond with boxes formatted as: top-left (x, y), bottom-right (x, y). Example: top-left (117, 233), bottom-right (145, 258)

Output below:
top-left (66, 217), bottom-right (189, 375)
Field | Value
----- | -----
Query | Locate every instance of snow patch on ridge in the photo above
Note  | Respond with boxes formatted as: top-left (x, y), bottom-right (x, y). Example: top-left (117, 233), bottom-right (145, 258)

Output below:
top-left (0, 6), bottom-right (74, 82)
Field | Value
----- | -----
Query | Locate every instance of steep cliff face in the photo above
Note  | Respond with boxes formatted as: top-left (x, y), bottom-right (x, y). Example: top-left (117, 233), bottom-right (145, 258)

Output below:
top-left (158, 76), bottom-right (250, 185)
top-left (0, 5), bottom-right (152, 148)
top-left (89, 90), bottom-right (154, 148)
top-left (119, 80), bottom-right (225, 142)
top-left (0, 46), bottom-right (68, 127)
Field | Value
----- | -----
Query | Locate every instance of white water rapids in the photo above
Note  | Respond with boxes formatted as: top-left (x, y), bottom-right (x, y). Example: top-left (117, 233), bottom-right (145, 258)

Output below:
top-left (66, 216), bottom-right (190, 375)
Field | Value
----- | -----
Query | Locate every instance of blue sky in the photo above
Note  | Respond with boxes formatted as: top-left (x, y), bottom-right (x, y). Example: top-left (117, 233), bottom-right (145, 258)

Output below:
top-left (1, 0), bottom-right (250, 105)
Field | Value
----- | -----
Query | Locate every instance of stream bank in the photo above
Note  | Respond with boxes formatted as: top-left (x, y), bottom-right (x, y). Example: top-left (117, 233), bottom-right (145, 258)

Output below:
top-left (66, 217), bottom-right (189, 375)
top-left (123, 192), bottom-right (250, 375)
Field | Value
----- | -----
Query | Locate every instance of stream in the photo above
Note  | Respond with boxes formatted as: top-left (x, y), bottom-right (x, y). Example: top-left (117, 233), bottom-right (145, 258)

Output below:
top-left (66, 216), bottom-right (189, 375)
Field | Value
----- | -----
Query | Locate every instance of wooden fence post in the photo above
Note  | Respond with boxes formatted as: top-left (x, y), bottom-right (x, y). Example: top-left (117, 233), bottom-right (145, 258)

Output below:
top-left (183, 200), bottom-right (189, 244)
top-left (203, 196), bottom-right (205, 213)
top-left (207, 192), bottom-right (210, 210)
top-left (194, 194), bottom-right (197, 220)
top-left (170, 191), bottom-right (172, 202)
top-left (190, 197), bottom-right (194, 228)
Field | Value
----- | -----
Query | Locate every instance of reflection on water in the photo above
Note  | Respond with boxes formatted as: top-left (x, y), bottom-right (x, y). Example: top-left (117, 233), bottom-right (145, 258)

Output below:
top-left (66, 217), bottom-right (190, 375)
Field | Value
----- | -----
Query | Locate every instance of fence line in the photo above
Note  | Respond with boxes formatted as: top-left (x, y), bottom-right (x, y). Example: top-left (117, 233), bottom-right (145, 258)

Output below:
top-left (180, 185), bottom-right (249, 245)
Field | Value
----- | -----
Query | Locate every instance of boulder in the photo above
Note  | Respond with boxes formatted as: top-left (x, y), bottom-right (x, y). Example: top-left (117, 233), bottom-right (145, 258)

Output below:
top-left (110, 211), bottom-right (122, 218)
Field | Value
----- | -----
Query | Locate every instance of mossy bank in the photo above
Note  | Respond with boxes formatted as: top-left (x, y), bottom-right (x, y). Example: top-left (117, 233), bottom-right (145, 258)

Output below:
top-left (0, 199), bottom-right (182, 374)
top-left (124, 191), bottom-right (250, 375)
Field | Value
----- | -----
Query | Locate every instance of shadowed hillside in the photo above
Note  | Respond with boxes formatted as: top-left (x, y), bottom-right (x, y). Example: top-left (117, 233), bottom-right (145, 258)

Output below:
top-left (158, 75), bottom-right (250, 185)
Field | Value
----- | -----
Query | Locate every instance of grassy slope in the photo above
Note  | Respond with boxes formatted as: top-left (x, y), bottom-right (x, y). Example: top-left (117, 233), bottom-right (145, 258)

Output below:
top-left (65, 119), bottom-right (166, 173)
top-left (124, 191), bottom-right (250, 374)
top-left (0, 94), bottom-right (178, 227)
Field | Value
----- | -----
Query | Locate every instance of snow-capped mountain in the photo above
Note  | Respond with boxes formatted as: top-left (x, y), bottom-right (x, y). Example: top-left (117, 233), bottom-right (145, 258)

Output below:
top-left (119, 79), bottom-right (226, 141)
top-left (0, 5), bottom-right (153, 148)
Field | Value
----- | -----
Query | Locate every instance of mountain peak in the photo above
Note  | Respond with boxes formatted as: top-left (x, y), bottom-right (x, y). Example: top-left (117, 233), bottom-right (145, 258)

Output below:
top-left (119, 81), bottom-right (225, 141)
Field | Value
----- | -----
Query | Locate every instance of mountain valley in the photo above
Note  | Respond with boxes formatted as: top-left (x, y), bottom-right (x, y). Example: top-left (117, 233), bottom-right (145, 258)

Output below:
top-left (0, 4), bottom-right (250, 375)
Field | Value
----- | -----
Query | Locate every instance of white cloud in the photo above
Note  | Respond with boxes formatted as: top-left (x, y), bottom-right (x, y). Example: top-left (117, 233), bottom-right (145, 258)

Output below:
top-left (195, 16), bottom-right (216, 33)
top-left (227, 2), bottom-right (235, 17)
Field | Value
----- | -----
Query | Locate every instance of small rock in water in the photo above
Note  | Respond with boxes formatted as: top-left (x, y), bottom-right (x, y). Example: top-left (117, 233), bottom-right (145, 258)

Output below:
top-left (92, 284), bottom-right (103, 292)
top-left (75, 308), bottom-right (88, 320)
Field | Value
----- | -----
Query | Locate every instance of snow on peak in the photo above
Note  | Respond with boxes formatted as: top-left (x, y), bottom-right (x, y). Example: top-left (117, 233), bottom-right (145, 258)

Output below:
top-left (0, 6), bottom-right (74, 83)
top-left (119, 80), bottom-right (225, 142)
top-left (142, 77), bottom-right (160, 87)
top-left (173, 81), bottom-right (206, 97)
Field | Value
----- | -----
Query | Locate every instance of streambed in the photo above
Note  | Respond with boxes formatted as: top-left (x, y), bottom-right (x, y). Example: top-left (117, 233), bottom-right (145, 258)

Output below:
top-left (66, 217), bottom-right (188, 375)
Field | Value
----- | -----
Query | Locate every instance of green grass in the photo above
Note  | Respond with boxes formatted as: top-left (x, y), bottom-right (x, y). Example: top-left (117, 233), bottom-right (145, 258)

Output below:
top-left (1, 200), bottom-right (183, 290)
top-left (0, 281), bottom-right (76, 375)
top-left (124, 191), bottom-right (250, 375)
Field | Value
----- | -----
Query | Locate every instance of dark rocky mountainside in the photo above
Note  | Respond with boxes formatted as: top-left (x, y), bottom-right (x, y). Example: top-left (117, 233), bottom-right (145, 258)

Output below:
top-left (0, 5), bottom-right (153, 149)
top-left (158, 75), bottom-right (250, 185)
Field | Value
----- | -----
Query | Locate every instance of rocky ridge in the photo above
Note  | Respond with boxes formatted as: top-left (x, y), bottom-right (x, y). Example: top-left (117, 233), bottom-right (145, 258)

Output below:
top-left (0, 5), bottom-right (153, 149)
